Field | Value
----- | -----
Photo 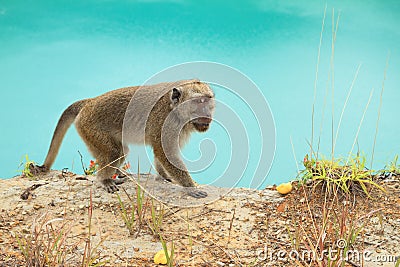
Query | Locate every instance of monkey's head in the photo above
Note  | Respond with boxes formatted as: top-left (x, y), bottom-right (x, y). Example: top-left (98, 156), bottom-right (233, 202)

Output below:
top-left (169, 80), bottom-right (215, 133)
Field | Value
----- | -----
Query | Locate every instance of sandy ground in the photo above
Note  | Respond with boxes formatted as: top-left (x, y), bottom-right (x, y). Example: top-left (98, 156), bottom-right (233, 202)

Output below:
top-left (0, 171), bottom-right (399, 266)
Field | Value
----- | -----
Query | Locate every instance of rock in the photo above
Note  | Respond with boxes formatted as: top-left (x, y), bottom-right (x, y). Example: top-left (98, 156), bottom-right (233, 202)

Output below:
top-left (33, 204), bottom-right (42, 210)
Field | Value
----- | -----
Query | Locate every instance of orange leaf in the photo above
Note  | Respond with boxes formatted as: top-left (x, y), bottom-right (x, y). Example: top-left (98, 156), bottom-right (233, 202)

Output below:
top-left (277, 201), bottom-right (286, 212)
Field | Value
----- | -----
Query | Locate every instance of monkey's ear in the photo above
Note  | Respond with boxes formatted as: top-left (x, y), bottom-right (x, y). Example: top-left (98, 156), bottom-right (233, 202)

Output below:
top-left (171, 88), bottom-right (181, 104)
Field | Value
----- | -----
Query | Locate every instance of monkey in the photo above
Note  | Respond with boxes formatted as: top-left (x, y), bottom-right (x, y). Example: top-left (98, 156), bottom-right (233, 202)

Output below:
top-left (36, 79), bottom-right (215, 198)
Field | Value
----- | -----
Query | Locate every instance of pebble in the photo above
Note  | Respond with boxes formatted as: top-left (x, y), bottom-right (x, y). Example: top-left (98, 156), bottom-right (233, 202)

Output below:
top-left (370, 217), bottom-right (379, 224)
top-left (8, 210), bottom-right (18, 216)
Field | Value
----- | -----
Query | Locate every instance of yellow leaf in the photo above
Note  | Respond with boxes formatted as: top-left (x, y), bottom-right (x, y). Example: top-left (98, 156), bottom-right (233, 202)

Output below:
top-left (276, 182), bottom-right (293, 195)
top-left (154, 249), bottom-right (170, 265)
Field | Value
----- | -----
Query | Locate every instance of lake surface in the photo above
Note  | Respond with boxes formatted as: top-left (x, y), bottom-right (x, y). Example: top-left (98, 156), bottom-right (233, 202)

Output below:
top-left (1, 0), bottom-right (399, 188)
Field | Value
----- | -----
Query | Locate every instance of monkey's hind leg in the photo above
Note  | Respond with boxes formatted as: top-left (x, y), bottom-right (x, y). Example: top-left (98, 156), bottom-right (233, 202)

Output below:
top-left (78, 127), bottom-right (125, 193)
top-left (154, 158), bottom-right (173, 183)
top-left (96, 146), bottom-right (126, 193)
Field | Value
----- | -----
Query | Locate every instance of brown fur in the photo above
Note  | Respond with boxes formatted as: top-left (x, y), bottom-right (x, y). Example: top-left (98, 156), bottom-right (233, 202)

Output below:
top-left (40, 80), bottom-right (215, 197)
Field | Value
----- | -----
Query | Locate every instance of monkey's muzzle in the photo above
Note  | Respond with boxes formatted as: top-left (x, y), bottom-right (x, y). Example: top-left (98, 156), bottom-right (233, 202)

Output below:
top-left (191, 117), bottom-right (212, 132)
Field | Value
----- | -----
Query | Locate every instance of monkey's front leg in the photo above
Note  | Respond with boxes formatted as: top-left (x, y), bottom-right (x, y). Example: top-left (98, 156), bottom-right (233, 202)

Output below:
top-left (154, 148), bottom-right (208, 198)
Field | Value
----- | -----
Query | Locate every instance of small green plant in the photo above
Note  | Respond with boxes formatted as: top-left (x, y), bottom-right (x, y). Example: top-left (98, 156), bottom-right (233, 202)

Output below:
top-left (135, 178), bottom-right (146, 226)
top-left (159, 234), bottom-right (174, 267)
top-left (395, 256), bottom-right (400, 267)
top-left (119, 185), bottom-right (147, 236)
top-left (78, 151), bottom-right (98, 175)
top-left (19, 154), bottom-right (36, 178)
top-left (116, 190), bottom-right (136, 235)
top-left (299, 153), bottom-right (385, 197)
top-left (116, 163), bottom-right (148, 236)
top-left (85, 160), bottom-right (98, 175)
top-left (149, 199), bottom-right (164, 237)
top-left (385, 155), bottom-right (400, 175)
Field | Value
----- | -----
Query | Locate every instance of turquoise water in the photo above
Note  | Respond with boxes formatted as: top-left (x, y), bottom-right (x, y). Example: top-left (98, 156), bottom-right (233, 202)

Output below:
top-left (1, 1), bottom-right (399, 188)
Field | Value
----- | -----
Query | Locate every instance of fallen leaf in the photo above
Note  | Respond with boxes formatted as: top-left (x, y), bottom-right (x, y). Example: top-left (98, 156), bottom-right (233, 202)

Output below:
top-left (277, 202), bottom-right (286, 212)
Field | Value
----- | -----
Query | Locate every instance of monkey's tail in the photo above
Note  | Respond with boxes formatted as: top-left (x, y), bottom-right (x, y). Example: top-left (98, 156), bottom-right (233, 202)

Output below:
top-left (42, 99), bottom-right (89, 170)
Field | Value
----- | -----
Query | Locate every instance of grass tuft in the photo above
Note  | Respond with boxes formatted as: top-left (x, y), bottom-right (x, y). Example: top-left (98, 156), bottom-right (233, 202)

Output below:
top-left (16, 213), bottom-right (75, 267)
top-left (299, 154), bottom-right (385, 197)
top-left (18, 154), bottom-right (36, 178)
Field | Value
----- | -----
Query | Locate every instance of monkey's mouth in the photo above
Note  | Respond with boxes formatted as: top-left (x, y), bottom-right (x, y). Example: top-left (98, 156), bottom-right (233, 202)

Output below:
top-left (191, 117), bottom-right (212, 132)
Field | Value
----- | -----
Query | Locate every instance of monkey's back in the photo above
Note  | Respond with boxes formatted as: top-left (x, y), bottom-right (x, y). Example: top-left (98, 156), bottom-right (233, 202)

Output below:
top-left (75, 81), bottom-right (182, 145)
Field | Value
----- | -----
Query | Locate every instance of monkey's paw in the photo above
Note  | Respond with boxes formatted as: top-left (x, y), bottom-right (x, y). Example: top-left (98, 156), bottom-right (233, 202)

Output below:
top-left (114, 176), bottom-right (127, 185)
top-left (102, 179), bottom-right (119, 193)
top-left (185, 188), bottom-right (208, 198)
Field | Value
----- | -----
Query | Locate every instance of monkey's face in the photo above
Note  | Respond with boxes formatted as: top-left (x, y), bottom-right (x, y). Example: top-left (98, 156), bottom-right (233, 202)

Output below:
top-left (170, 81), bottom-right (215, 133)
top-left (189, 96), bottom-right (214, 132)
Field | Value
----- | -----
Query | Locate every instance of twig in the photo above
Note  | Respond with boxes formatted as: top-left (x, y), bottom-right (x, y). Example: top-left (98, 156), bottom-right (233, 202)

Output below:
top-left (20, 183), bottom-right (48, 200)
top-left (77, 150), bottom-right (86, 174)
top-left (227, 208), bottom-right (236, 244)
top-left (189, 209), bottom-right (230, 220)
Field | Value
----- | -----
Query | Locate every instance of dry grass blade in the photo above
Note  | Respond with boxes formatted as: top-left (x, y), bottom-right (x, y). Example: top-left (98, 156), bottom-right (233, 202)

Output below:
top-left (333, 63), bottom-right (362, 152)
top-left (311, 3), bottom-right (327, 153)
top-left (346, 89), bottom-right (374, 165)
top-left (371, 52), bottom-right (390, 168)
top-left (16, 213), bottom-right (75, 267)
